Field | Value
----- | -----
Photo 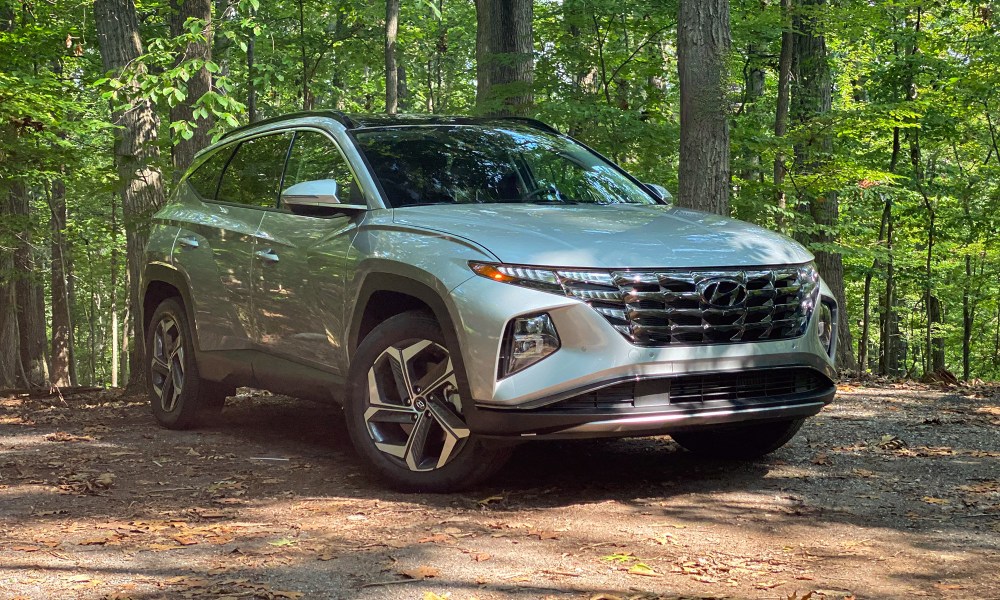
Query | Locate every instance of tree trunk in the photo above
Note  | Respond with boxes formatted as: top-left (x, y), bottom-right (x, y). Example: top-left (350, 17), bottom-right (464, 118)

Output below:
top-left (790, 0), bottom-right (856, 373)
top-left (9, 181), bottom-right (47, 387)
top-left (397, 64), bottom-right (409, 112)
top-left (677, 0), bottom-right (731, 216)
top-left (169, 0), bottom-right (214, 178)
top-left (95, 0), bottom-right (167, 392)
top-left (0, 188), bottom-right (20, 389)
top-left (773, 0), bottom-right (793, 226)
top-left (962, 254), bottom-right (972, 381)
top-left (246, 4), bottom-right (257, 123)
top-left (859, 194), bottom-right (890, 375)
top-left (385, 0), bottom-right (399, 114)
top-left (111, 192), bottom-right (120, 388)
top-left (474, 0), bottom-right (533, 116)
top-left (50, 178), bottom-right (74, 387)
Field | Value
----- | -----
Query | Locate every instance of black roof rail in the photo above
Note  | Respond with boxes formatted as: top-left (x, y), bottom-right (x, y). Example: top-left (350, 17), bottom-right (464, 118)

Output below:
top-left (494, 117), bottom-right (560, 135)
top-left (218, 110), bottom-right (356, 140)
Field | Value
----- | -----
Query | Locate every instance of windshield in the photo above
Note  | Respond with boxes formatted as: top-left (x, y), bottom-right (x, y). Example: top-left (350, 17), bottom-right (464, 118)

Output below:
top-left (353, 125), bottom-right (657, 208)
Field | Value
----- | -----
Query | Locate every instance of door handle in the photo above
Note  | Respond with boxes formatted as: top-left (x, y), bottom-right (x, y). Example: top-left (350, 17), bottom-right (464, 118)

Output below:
top-left (255, 248), bottom-right (280, 263)
top-left (177, 236), bottom-right (199, 249)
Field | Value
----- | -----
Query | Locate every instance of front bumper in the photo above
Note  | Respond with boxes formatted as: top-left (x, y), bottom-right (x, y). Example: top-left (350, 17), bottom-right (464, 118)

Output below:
top-left (449, 273), bottom-right (838, 402)
top-left (465, 367), bottom-right (835, 439)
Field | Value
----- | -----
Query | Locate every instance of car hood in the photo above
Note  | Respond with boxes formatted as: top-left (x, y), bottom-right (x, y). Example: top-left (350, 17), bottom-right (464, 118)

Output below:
top-left (391, 204), bottom-right (813, 269)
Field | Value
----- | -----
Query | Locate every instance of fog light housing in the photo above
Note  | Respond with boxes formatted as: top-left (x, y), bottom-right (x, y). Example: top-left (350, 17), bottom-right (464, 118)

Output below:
top-left (499, 313), bottom-right (560, 378)
top-left (816, 298), bottom-right (837, 357)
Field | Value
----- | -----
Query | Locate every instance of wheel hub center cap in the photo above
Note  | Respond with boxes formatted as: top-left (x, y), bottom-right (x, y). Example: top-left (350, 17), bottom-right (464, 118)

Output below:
top-left (414, 398), bottom-right (427, 411)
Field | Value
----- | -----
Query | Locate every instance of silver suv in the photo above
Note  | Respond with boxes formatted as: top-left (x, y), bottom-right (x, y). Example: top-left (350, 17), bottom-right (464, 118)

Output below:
top-left (142, 111), bottom-right (838, 491)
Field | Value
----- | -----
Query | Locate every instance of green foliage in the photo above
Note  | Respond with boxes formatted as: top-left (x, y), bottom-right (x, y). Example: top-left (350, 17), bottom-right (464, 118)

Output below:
top-left (2, 0), bottom-right (1000, 383)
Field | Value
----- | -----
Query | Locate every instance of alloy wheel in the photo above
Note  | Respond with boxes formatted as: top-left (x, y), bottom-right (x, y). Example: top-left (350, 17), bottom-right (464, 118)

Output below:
top-left (363, 339), bottom-right (470, 471)
top-left (150, 316), bottom-right (185, 413)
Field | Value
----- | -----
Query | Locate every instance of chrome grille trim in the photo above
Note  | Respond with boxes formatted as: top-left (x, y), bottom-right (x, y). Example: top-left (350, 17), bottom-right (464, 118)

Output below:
top-left (556, 264), bottom-right (819, 347)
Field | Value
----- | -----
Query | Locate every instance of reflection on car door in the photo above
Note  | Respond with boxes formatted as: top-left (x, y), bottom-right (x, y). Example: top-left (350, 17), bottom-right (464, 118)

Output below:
top-left (169, 143), bottom-right (264, 353)
top-left (252, 129), bottom-right (362, 375)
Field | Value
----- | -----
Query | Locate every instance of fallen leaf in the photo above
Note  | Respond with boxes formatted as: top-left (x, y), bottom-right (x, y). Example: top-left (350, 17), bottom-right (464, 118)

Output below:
top-left (934, 583), bottom-right (965, 591)
top-left (921, 497), bottom-right (950, 505)
top-left (418, 534), bottom-right (452, 544)
top-left (627, 563), bottom-right (659, 577)
top-left (528, 529), bottom-right (559, 540)
top-left (399, 566), bottom-right (440, 580)
top-left (473, 552), bottom-right (491, 562)
top-left (477, 494), bottom-right (505, 507)
top-left (268, 538), bottom-right (297, 547)
top-left (172, 535), bottom-right (198, 546)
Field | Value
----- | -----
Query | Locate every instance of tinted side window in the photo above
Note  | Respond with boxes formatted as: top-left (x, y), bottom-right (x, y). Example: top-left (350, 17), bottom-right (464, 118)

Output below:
top-left (283, 131), bottom-right (364, 205)
top-left (217, 133), bottom-right (293, 208)
top-left (186, 145), bottom-right (235, 199)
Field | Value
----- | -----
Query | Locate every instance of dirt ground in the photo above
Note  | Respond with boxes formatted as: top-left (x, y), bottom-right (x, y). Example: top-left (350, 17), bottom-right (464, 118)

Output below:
top-left (2, 381), bottom-right (999, 600)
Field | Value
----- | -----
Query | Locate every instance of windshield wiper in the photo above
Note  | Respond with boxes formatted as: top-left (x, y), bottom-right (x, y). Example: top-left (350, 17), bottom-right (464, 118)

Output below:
top-left (527, 199), bottom-right (579, 205)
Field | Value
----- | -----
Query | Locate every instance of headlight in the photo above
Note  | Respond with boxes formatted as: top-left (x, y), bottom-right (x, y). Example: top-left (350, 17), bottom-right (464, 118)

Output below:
top-left (816, 298), bottom-right (837, 356)
top-left (498, 313), bottom-right (560, 378)
top-left (469, 262), bottom-right (563, 292)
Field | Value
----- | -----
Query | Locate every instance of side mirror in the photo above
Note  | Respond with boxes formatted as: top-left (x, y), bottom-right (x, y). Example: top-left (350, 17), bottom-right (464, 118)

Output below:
top-left (281, 179), bottom-right (342, 207)
top-left (644, 183), bottom-right (672, 204)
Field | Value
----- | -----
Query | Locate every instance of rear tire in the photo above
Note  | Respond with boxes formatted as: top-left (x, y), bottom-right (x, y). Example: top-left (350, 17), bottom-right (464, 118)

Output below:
top-left (344, 311), bottom-right (511, 492)
top-left (670, 418), bottom-right (805, 459)
top-left (145, 298), bottom-right (227, 430)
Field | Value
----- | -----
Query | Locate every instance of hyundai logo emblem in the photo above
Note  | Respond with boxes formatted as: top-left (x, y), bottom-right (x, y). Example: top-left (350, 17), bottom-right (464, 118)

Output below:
top-left (699, 278), bottom-right (748, 308)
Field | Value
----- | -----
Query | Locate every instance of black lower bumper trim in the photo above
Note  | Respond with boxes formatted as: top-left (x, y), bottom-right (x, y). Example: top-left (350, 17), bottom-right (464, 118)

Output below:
top-left (468, 384), bottom-right (836, 439)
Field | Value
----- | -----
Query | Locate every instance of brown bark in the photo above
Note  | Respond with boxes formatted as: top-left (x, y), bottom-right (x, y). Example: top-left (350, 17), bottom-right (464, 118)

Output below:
top-left (94, 0), bottom-right (167, 391)
top-left (773, 0), bottom-right (793, 225)
top-left (0, 188), bottom-right (20, 388)
top-left (474, 0), bottom-right (534, 116)
top-left (49, 178), bottom-right (74, 387)
top-left (677, 0), bottom-right (731, 216)
top-left (10, 181), bottom-right (47, 386)
top-left (790, 0), bottom-right (856, 372)
top-left (858, 194), bottom-right (890, 375)
top-left (170, 0), bottom-right (214, 178)
top-left (385, 0), bottom-right (399, 114)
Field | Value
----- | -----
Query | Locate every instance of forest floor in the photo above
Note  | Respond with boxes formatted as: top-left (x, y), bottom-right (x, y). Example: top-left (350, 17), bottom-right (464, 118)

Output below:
top-left (1, 381), bottom-right (999, 600)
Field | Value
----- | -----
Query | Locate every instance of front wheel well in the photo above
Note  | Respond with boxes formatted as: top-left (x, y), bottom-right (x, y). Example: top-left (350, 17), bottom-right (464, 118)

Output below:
top-left (354, 291), bottom-right (434, 350)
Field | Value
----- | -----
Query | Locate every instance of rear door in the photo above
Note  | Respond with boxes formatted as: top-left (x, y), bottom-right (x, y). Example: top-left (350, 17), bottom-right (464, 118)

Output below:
top-left (170, 132), bottom-right (292, 353)
top-left (252, 129), bottom-right (365, 375)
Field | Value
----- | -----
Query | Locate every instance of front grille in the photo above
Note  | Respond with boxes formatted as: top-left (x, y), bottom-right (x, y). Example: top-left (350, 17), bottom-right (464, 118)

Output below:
top-left (555, 368), bottom-right (830, 411)
top-left (558, 264), bottom-right (819, 346)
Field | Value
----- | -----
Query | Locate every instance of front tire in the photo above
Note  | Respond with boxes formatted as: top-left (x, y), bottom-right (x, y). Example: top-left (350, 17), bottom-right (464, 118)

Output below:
top-left (146, 298), bottom-right (226, 430)
top-left (670, 418), bottom-right (805, 459)
top-left (344, 312), bottom-right (510, 492)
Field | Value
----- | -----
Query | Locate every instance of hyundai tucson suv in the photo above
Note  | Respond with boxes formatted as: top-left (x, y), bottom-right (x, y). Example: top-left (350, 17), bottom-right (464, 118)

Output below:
top-left (141, 111), bottom-right (838, 491)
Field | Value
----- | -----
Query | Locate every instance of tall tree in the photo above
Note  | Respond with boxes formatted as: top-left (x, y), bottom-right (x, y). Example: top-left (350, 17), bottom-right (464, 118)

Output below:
top-left (772, 0), bottom-right (793, 226)
top-left (49, 178), bottom-right (74, 387)
top-left (10, 181), bottom-right (48, 386)
top-left (474, 0), bottom-right (533, 116)
top-left (677, 0), bottom-right (731, 215)
top-left (385, 0), bottom-right (399, 114)
top-left (94, 0), bottom-right (167, 390)
top-left (790, 0), bottom-right (855, 371)
top-left (170, 0), bottom-right (214, 177)
top-left (0, 187), bottom-right (19, 388)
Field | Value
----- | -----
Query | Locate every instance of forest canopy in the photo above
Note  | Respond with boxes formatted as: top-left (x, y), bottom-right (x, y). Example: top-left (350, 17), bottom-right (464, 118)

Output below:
top-left (1, 0), bottom-right (999, 389)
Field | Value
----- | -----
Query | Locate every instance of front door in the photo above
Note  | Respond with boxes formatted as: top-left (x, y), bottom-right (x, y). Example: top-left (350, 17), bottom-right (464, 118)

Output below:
top-left (252, 129), bottom-right (364, 375)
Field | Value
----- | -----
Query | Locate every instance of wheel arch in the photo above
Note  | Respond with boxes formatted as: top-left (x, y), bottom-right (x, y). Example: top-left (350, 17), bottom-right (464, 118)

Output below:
top-left (348, 272), bottom-right (462, 358)
top-left (142, 263), bottom-right (199, 350)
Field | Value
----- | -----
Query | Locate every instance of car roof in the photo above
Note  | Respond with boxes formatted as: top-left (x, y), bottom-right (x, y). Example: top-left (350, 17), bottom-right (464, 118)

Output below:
top-left (218, 110), bottom-right (559, 141)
